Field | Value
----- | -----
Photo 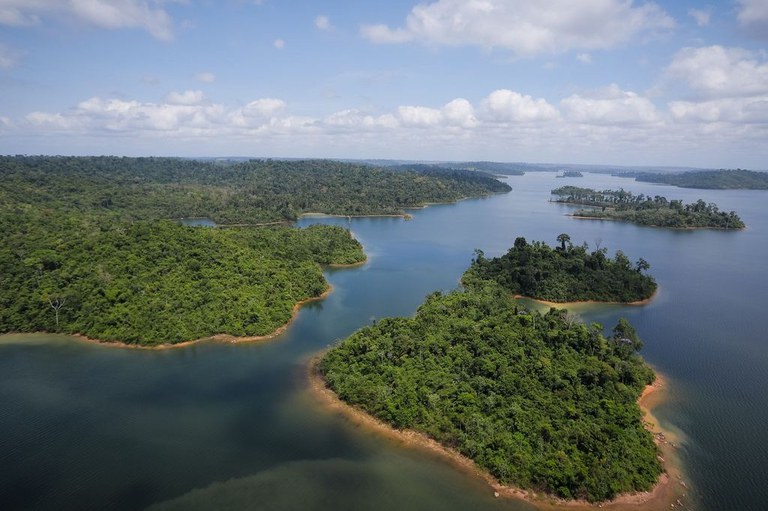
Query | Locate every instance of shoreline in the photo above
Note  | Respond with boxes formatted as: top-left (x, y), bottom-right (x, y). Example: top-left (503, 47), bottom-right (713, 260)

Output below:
top-left (513, 286), bottom-right (659, 308)
top-left (568, 214), bottom-right (745, 230)
top-left (41, 286), bottom-right (336, 351)
top-left (307, 357), bottom-right (687, 510)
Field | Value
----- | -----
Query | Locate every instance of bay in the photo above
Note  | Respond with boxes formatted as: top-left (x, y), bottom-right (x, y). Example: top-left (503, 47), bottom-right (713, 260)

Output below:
top-left (1, 172), bottom-right (766, 510)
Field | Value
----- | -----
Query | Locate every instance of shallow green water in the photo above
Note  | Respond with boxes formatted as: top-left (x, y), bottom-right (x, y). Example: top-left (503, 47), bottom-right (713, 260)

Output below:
top-left (1, 173), bottom-right (766, 510)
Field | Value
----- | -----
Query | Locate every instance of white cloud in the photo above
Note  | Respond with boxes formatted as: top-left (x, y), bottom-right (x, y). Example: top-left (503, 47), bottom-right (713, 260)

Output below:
top-left (397, 105), bottom-right (443, 127)
top-left (665, 46), bottom-right (768, 99)
top-left (688, 8), bottom-right (710, 27)
top-left (242, 98), bottom-right (286, 117)
top-left (737, 0), bottom-right (768, 36)
top-left (577, 53), bottom-right (592, 64)
top-left (314, 15), bottom-right (333, 31)
top-left (442, 98), bottom-right (478, 128)
top-left (561, 85), bottom-right (660, 125)
top-left (194, 71), bottom-right (216, 83)
top-left (273, 38), bottom-right (285, 49)
top-left (481, 89), bottom-right (559, 122)
top-left (166, 90), bottom-right (205, 105)
top-left (670, 97), bottom-right (768, 124)
top-left (0, 0), bottom-right (175, 40)
top-left (360, 0), bottom-right (675, 56)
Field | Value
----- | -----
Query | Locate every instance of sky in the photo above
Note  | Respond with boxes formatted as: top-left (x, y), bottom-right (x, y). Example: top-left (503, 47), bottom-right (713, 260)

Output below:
top-left (0, 0), bottom-right (767, 168)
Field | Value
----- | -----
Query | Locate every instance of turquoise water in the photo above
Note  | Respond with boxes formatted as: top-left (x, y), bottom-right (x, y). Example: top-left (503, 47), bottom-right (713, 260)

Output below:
top-left (2, 173), bottom-right (767, 510)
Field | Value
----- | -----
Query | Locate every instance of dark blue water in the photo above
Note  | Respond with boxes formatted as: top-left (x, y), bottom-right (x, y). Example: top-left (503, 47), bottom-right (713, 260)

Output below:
top-left (1, 173), bottom-right (766, 510)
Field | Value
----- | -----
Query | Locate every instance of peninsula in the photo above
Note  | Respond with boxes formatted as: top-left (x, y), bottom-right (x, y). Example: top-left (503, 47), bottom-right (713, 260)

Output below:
top-left (0, 156), bottom-right (510, 346)
top-left (551, 186), bottom-right (745, 229)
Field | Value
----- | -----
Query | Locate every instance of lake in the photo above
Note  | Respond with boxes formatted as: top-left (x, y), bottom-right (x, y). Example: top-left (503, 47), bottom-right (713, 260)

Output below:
top-left (1, 172), bottom-right (766, 511)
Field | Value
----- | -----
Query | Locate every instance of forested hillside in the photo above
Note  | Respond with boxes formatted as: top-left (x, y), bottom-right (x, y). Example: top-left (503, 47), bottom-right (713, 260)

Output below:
top-left (0, 156), bottom-right (509, 345)
top-left (463, 236), bottom-right (657, 303)
top-left (0, 156), bottom-right (510, 223)
top-left (319, 285), bottom-right (661, 502)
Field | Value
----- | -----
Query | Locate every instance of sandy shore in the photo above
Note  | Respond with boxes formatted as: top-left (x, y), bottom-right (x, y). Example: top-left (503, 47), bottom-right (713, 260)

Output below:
top-left (307, 357), bottom-right (688, 510)
top-left (68, 286), bottom-right (335, 350)
top-left (514, 287), bottom-right (659, 308)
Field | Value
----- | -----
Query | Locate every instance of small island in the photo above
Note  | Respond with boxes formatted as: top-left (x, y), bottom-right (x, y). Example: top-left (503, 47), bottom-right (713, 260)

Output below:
top-left (556, 170), bottom-right (583, 178)
top-left (317, 283), bottom-right (663, 503)
top-left (551, 186), bottom-right (745, 229)
top-left (462, 235), bottom-right (657, 303)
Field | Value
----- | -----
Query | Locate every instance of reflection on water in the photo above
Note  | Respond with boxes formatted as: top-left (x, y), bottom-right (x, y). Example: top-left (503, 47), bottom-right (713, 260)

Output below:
top-left (1, 173), bottom-right (767, 511)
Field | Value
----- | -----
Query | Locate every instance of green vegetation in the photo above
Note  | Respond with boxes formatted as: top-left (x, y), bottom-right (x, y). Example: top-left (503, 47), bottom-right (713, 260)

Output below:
top-left (1, 155), bottom-right (509, 345)
top-left (556, 171), bottom-right (583, 178)
top-left (0, 218), bottom-right (364, 345)
top-left (0, 156), bottom-right (510, 223)
top-left (319, 284), bottom-right (661, 502)
top-left (551, 186), bottom-right (745, 229)
top-left (634, 169), bottom-right (768, 189)
top-left (463, 236), bottom-right (656, 303)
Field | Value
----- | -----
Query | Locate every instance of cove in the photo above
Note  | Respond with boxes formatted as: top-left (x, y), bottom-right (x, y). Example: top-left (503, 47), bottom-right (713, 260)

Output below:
top-left (1, 172), bottom-right (767, 511)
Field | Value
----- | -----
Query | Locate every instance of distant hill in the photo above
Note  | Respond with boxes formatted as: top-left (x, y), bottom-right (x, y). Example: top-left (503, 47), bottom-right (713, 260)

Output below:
top-left (633, 169), bottom-right (768, 190)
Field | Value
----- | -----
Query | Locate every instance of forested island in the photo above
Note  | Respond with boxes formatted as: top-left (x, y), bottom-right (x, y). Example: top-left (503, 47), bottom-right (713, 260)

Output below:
top-left (0, 156), bottom-right (509, 345)
top-left (463, 236), bottom-right (657, 303)
top-left (556, 170), bottom-right (583, 178)
top-left (317, 283), bottom-right (662, 502)
top-left (633, 169), bottom-right (768, 189)
top-left (551, 186), bottom-right (745, 229)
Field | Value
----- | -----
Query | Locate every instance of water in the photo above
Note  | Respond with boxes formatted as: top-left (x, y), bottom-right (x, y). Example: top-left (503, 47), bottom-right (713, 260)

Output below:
top-left (1, 172), bottom-right (767, 511)
top-left (179, 218), bottom-right (217, 227)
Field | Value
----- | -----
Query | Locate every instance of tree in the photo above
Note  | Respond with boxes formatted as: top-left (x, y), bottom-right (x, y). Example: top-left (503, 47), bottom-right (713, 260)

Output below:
top-left (556, 233), bottom-right (571, 251)
top-left (636, 258), bottom-right (650, 273)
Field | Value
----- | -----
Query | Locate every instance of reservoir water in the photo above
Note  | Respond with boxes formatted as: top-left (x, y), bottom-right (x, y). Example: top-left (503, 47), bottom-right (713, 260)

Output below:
top-left (1, 173), bottom-right (767, 511)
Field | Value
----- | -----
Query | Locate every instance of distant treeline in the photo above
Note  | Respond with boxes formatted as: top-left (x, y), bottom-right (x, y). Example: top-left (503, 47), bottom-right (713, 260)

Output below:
top-left (463, 235), bottom-right (656, 303)
top-left (551, 186), bottom-right (745, 229)
top-left (634, 169), bottom-right (768, 189)
top-left (0, 156), bottom-right (511, 224)
top-left (319, 283), bottom-right (661, 502)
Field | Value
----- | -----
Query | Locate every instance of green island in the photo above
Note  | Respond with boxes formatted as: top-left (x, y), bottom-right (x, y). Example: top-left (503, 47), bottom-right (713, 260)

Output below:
top-left (556, 170), bottom-right (583, 178)
top-left (0, 156), bottom-right (509, 346)
top-left (318, 281), bottom-right (661, 502)
top-left (463, 236), bottom-right (657, 303)
top-left (551, 185), bottom-right (745, 229)
top-left (633, 169), bottom-right (768, 189)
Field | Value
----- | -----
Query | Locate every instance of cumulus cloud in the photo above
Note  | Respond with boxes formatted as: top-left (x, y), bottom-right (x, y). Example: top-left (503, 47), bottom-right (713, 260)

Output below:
top-left (314, 15), bottom-right (333, 31)
top-left (481, 89), bottom-right (559, 122)
top-left (577, 53), bottom-right (593, 64)
top-left (561, 85), bottom-right (660, 125)
top-left (195, 71), bottom-right (216, 83)
top-left (670, 97), bottom-right (768, 124)
top-left (665, 46), bottom-right (768, 99)
top-left (360, 0), bottom-right (675, 56)
top-left (737, 0), bottom-right (768, 37)
top-left (166, 90), bottom-right (205, 105)
top-left (0, 0), bottom-right (176, 40)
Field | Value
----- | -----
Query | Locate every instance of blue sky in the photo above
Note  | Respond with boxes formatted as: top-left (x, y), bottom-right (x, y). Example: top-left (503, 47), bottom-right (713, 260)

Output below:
top-left (1, 0), bottom-right (767, 168)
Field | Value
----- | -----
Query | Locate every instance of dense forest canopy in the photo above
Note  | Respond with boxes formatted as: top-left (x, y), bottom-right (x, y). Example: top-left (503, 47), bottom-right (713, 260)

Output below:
top-left (463, 236), bottom-right (657, 303)
top-left (0, 156), bottom-right (509, 345)
top-left (0, 156), bottom-right (510, 223)
top-left (551, 186), bottom-right (745, 229)
top-left (0, 219), bottom-right (364, 345)
top-left (319, 284), bottom-right (661, 502)
top-left (634, 169), bottom-right (768, 189)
